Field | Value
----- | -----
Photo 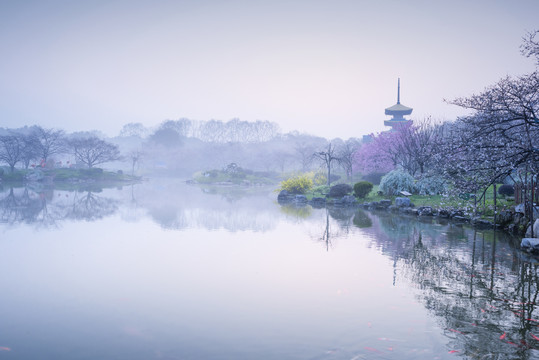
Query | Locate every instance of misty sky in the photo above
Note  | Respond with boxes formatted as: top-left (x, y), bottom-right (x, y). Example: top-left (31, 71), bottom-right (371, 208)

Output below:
top-left (1, 0), bottom-right (538, 139)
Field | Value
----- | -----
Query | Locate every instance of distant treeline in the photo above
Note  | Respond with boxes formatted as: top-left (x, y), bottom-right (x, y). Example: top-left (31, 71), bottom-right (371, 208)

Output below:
top-left (0, 119), bottom-right (363, 180)
top-left (120, 118), bottom-right (282, 144)
top-left (114, 118), bottom-right (362, 178)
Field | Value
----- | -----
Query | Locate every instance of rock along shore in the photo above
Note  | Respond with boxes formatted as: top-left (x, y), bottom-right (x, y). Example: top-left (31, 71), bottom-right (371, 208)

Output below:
top-left (277, 190), bottom-right (538, 238)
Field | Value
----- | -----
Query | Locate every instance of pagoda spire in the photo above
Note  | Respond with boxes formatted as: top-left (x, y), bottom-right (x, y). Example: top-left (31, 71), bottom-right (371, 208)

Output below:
top-left (397, 78), bottom-right (400, 104)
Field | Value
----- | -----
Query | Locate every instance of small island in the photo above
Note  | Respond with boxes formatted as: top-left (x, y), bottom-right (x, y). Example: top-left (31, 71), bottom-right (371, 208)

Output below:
top-left (189, 163), bottom-right (279, 186)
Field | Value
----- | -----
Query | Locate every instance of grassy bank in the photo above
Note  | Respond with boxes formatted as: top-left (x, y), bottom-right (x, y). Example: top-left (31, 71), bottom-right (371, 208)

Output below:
top-left (0, 167), bottom-right (141, 185)
top-left (302, 183), bottom-right (515, 219)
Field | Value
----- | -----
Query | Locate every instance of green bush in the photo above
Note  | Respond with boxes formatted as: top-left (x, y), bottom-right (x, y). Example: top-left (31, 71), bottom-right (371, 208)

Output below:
top-left (329, 183), bottom-right (353, 197)
top-left (354, 181), bottom-right (373, 198)
top-left (379, 170), bottom-right (415, 196)
top-left (280, 174), bottom-right (313, 194)
top-left (312, 185), bottom-right (330, 195)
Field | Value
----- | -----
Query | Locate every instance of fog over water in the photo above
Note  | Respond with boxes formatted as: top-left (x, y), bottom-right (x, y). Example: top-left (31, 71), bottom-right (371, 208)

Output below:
top-left (1, 180), bottom-right (537, 359)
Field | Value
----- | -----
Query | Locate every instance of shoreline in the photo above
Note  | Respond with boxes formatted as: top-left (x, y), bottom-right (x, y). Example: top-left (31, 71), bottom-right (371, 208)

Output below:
top-left (277, 192), bottom-right (535, 238)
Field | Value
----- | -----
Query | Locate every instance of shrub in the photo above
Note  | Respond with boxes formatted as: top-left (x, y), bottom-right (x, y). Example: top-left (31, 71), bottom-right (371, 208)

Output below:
top-left (309, 171), bottom-right (341, 186)
top-left (280, 174), bottom-right (313, 194)
top-left (379, 170), bottom-right (415, 196)
top-left (353, 181), bottom-right (373, 198)
top-left (498, 184), bottom-right (514, 197)
top-left (415, 175), bottom-right (446, 195)
top-left (312, 171), bottom-right (327, 186)
top-left (329, 183), bottom-right (353, 198)
top-left (312, 185), bottom-right (330, 195)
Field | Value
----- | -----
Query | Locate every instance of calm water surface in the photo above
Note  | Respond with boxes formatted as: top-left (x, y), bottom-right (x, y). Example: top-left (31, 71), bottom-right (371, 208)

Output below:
top-left (0, 179), bottom-right (538, 359)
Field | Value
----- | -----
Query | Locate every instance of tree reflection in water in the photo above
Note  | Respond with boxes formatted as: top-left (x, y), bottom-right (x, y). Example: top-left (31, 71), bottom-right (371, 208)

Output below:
top-left (140, 181), bottom-right (279, 232)
top-left (279, 203), bottom-right (312, 220)
top-left (0, 181), bottom-right (280, 232)
top-left (352, 209), bottom-right (372, 228)
top-left (299, 205), bottom-right (539, 358)
top-left (305, 207), bottom-right (369, 251)
top-left (358, 211), bottom-right (539, 359)
top-left (0, 187), bottom-right (45, 225)
top-left (0, 186), bottom-right (119, 227)
top-left (67, 191), bottom-right (118, 221)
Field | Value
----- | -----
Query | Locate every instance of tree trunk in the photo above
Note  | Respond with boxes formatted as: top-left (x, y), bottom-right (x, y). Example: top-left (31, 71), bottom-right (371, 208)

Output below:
top-left (327, 162), bottom-right (331, 186)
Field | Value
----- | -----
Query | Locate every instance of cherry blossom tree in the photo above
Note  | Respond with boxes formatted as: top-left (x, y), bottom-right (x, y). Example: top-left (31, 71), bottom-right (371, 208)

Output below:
top-left (521, 30), bottom-right (539, 66)
top-left (353, 133), bottom-right (396, 176)
top-left (448, 71), bottom-right (539, 181)
top-left (441, 30), bottom-right (539, 209)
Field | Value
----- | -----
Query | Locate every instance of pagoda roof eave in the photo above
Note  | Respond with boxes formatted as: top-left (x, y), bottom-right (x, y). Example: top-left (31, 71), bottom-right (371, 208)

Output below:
top-left (384, 119), bottom-right (411, 127)
top-left (384, 103), bottom-right (413, 115)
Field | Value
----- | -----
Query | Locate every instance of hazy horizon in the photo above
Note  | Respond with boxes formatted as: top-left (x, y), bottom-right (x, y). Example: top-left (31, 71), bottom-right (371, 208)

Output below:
top-left (1, 0), bottom-right (538, 139)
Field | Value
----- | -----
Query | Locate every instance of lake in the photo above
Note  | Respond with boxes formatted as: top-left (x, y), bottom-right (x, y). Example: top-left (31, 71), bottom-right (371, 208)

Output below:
top-left (0, 179), bottom-right (538, 359)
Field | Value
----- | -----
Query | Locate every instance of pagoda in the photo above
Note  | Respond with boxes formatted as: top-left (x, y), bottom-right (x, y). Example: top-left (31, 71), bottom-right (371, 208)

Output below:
top-left (384, 78), bottom-right (412, 129)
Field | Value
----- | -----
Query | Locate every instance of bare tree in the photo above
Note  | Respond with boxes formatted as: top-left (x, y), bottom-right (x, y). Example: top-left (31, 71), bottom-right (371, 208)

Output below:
top-left (70, 136), bottom-right (121, 168)
top-left (127, 149), bottom-right (143, 176)
top-left (32, 126), bottom-right (66, 163)
top-left (20, 133), bottom-right (40, 169)
top-left (0, 134), bottom-right (22, 172)
top-left (251, 120), bottom-right (280, 142)
top-left (338, 138), bottom-right (361, 181)
top-left (313, 142), bottom-right (341, 186)
top-left (196, 119), bottom-right (280, 143)
top-left (200, 120), bottom-right (225, 142)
